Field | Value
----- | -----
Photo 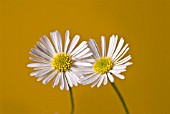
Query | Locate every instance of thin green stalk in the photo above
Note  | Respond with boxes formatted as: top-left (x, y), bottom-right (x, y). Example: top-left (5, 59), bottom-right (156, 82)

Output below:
top-left (109, 81), bottom-right (129, 114)
top-left (69, 86), bottom-right (74, 114)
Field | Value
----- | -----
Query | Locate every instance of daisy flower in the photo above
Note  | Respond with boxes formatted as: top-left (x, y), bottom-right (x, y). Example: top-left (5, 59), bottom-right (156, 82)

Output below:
top-left (81, 35), bottom-right (132, 114)
top-left (27, 30), bottom-right (93, 90)
top-left (81, 35), bottom-right (132, 88)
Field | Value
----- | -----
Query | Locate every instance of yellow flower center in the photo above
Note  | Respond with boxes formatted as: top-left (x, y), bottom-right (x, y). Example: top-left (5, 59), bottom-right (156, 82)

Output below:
top-left (93, 57), bottom-right (113, 74)
top-left (51, 53), bottom-right (73, 72)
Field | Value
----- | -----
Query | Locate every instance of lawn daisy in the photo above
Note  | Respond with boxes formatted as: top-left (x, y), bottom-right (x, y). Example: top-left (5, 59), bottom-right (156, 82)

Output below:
top-left (27, 30), bottom-right (93, 114)
top-left (27, 30), bottom-right (93, 91)
top-left (82, 35), bottom-right (132, 87)
top-left (81, 35), bottom-right (132, 114)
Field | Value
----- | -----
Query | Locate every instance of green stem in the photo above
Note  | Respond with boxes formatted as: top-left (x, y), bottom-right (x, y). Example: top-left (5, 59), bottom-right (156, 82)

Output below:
top-left (69, 86), bottom-right (74, 114)
top-left (109, 81), bottom-right (129, 114)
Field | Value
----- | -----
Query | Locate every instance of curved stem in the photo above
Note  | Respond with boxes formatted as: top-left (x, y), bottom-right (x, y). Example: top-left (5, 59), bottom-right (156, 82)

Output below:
top-left (69, 86), bottom-right (74, 114)
top-left (109, 81), bottom-right (129, 114)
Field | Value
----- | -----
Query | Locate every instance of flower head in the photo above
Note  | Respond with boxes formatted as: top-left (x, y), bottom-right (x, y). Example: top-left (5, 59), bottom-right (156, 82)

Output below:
top-left (51, 53), bottom-right (73, 72)
top-left (27, 30), bottom-right (93, 90)
top-left (94, 57), bottom-right (113, 74)
top-left (81, 35), bottom-right (132, 88)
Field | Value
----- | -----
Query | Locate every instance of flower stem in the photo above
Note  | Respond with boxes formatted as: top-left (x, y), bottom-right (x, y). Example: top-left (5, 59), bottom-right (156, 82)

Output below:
top-left (109, 81), bottom-right (129, 114)
top-left (69, 86), bottom-right (74, 114)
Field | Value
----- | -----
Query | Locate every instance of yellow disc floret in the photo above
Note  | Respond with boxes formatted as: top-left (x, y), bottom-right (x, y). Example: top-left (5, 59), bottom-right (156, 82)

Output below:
top-left (51, 53), bottom-right (73, 72)
top-left (93, 57), bottom-right (113, 74)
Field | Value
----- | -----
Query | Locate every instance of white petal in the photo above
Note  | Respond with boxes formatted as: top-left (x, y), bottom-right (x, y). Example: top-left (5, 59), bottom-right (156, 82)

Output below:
top-left (101, 36), bottom-right (106, 57)
top-left (50, 31), bottom-right (60, 53)
top-left (73, 61), bottom-right (92, 67)
top-left (103, 74), bottom-right (108, 85)
top-left (64, 30), bottom-right (70, 53)
top-left (36, 42), bottom-right (53, 57)
top-left (71, 67), bottom-right (93, 72)
top-left (82, 73), bottom-right (96, 81)
top-left (37, 68), bottom-right (53, 77)
top-left (29, 57), bottom-right (49, 63)
top-left (112, 38), bottom-right (124, 60)
top-left (33, 47), bottom-right (52, 58)
top-left (80, 58), bottom-right (95, 63)
top-left (114, 44), bottom-right (129, 61)
top-left (43, 71), bottom-right (58, 84)
top-left (77, 53), bottom-right (93, 59)
top-left (70, 76), bottom-right (78, 86)
top-left (88, 39), bottom-right (100, 58)
top-left (40, 36), bottom-right (56, 56)
top-left (124, 62), bottom-right (133, 66)
top-left (71, 66), bottom-right (94, 74)
top-left (52, 72), bottom-right (61, 88)
top-left (91, 75), bottom-right (101, 88)
top-left (73, 45), bottom-right (88, 57)
top-left (64, 76), bottom-right (69, 90)
top-left (60, 72), bottom-right (64, 90)
top-left (30, 71), bottom-right (39, 76)
top-left (115, 55), bottom-right (131, 65)
top-left (107, 73), bottom-right (114, 82)
top-left (65, 72), bottom-right (73, 87)
top-left (80, 71), bottom-right (94, 75)
top-left (56, 31), bottom-right (63, 52)
top-left (83, 74), bottom-right (100, 85)
top-left (115, 48), bottom-right (129, 62)
top-left (113, 65), bottom-right (127, 70)
top-left (73, 48), bottom-right (90, 59)
top-left (30, 48), bottom-right (52, 60)
top-left (81, 77), bottom-right (94, 85)
top-left (66, 71), bottom-right (78, 86)
top-left (70, 41), bottom-right (87, 56)
top-left (70, 67), bottom-right (80, 72)
top-left (107, 35), bottom-right (118, 57)
top-left (69, 71), bottom-right (80, 83)
top-left (97, 75), bottom-right (105, 87)
top-left (37, 69), bottom-right (53, 81)
top-left (110, 69), bottom-right (126, 74)
top-left (27, 63), bottom-right (51, 67)
top-left (67, 35), bottom-right (80, 54)
top-left (33, 67), bottom-right (50, 71)
top-left (114, 73), bottom-right (125, 79)
top-left (30, 67), bottom-right (52, 76)
top-left (73, 72), bottom-right (84, 79)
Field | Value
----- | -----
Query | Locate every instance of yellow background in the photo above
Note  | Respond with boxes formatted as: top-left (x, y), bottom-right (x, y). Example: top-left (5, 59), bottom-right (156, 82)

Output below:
top-left (0, 0), bottom-right (170, 114)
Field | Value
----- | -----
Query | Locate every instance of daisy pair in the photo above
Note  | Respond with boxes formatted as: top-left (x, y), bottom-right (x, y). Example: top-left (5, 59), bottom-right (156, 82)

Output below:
top-left (27, 30), bottom-right (132, 114)
top-left (27, 30), bottom-right (132, 89)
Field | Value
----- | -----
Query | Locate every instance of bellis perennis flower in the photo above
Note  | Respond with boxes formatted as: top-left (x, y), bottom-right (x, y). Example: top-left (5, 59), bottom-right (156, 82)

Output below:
top-left (27, 30), bottom-right (93, 90)
top-left (81, 35), bottom-right (132, 88)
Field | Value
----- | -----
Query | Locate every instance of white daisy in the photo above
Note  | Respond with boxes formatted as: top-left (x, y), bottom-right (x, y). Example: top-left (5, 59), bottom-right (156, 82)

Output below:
top-left (81, 35), bottom-right (132, 88)
top-left (27, 30), bottom-right (93, 90)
